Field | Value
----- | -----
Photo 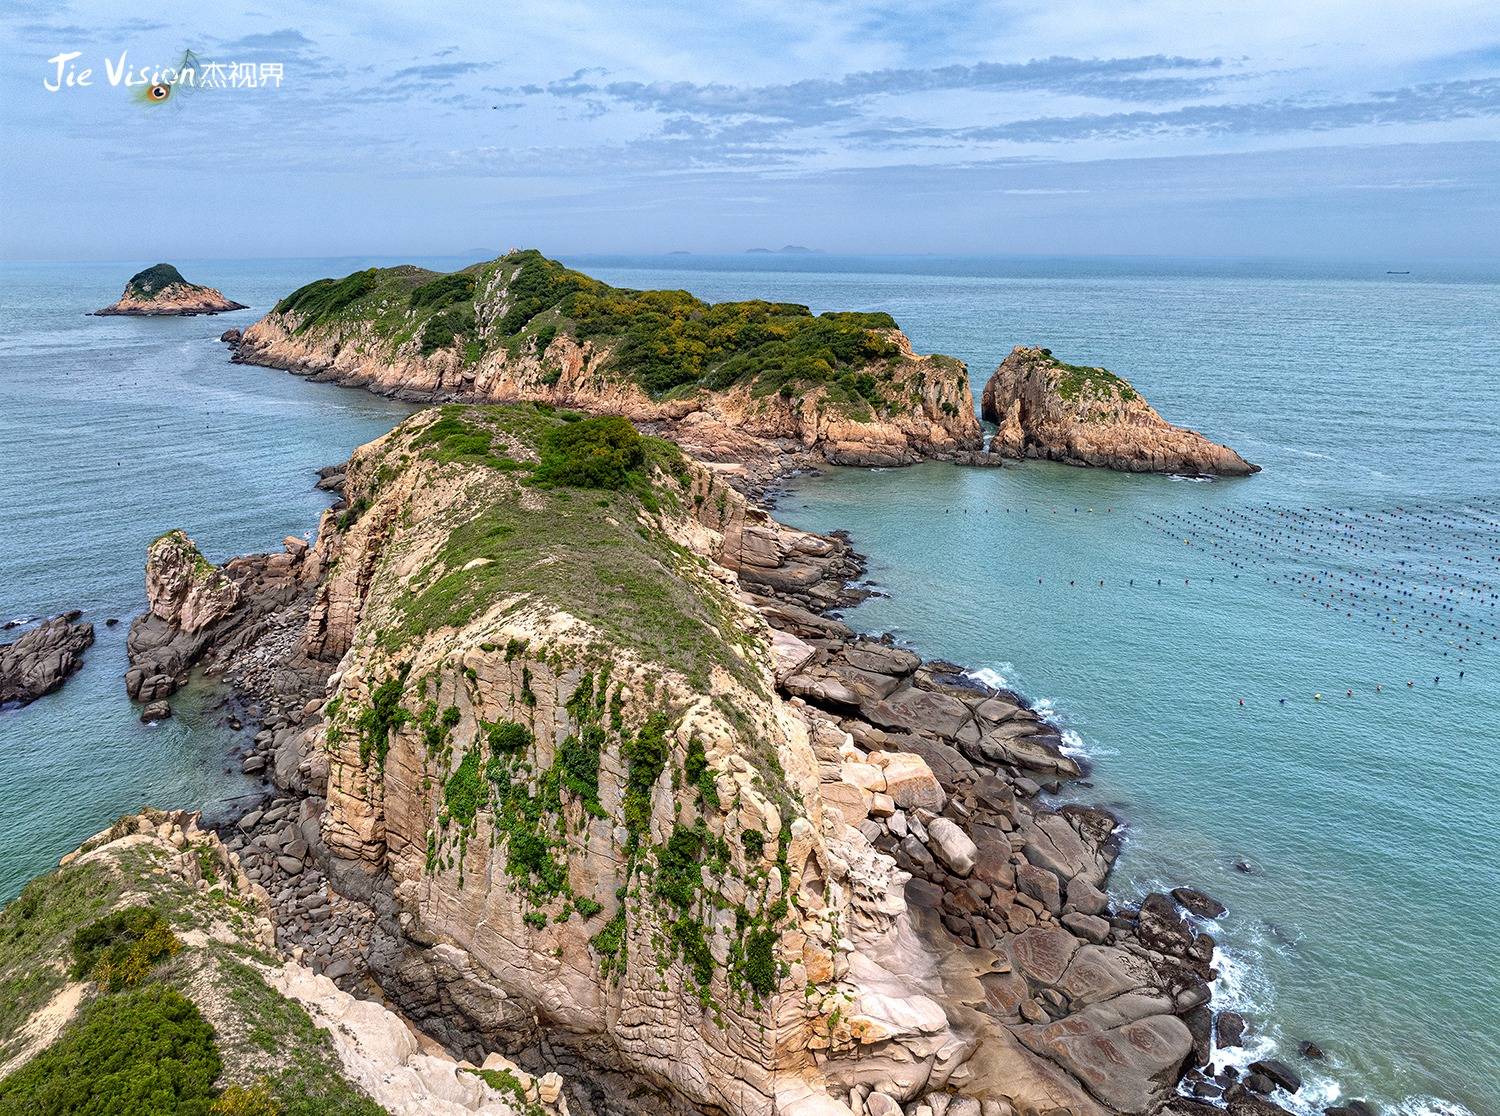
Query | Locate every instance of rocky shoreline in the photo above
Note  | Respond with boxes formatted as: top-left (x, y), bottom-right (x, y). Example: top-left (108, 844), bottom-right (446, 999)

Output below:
top-left (111, 416), bottom-right (1348, 1116)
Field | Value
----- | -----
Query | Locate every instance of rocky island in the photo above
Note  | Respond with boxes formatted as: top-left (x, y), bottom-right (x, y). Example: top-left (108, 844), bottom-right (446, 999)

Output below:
top-left (981, 347), bottom-right (1257, 476)
top-left (0, 611), bottom-right (94, 708)
top-left (94, 263), bottom-right (248, 317)
top-left (0, 399), bottom-right (1331, 1116)
top-left (228, 250), bottom-right (980, 468)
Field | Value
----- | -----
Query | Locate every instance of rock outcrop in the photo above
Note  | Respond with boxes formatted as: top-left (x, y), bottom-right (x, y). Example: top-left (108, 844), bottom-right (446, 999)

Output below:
top-left (230, 249), bottom-right (980, 468)
top-left (980, 347), bottom-right (1257, 476)
top-left (125, 529), bottom-right (322, 705)
top-left (0, 611), bottom-right (94, 707)
top-left (94, 262), bottom-right (248, 316)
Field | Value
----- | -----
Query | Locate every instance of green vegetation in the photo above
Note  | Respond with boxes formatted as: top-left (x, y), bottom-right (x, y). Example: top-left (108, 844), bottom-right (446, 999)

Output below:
top-left (0, 860), bottom-right (125, 1059)
top-left (530, 416), bottom-right (645, 490)
top-left (69, 906), bottom-right (181, 991)
top-left (213, 958), bottom-right (388, 1116)
top-left (443, 749), bottom-right (486, 828)
top-left (127, 263), bottom-right (189, 297)
top-left (1038, 350), bottom-right (1139, 404)
top-left (385, 407), bottom-right (759, 690)
top-left (463, 1068), bottom-right (544, 1116)
top-left (0, 985), bottom-right (221, 1115)
top-left (356, 665), bottom-right (411, 768)
top-left (274, 269), bottom-right (379, 331)
top-left (414, 410), bottom-right (524, 470)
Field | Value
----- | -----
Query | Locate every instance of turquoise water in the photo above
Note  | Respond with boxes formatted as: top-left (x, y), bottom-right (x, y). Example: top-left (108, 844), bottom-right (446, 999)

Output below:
top-left (2, 255), bottom-right (1497, 1113)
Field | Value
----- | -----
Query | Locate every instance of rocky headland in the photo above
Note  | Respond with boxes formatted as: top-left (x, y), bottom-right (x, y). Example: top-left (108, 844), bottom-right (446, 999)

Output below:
top-left (227, 250), bottom-right (981, 469)
top-left (0, 611), bottom-right (94, 708)
top-left (94, 262), bottom-right (248, 317)
top-left (980, 347), bottom-right (1257, 477)
top-left (0, 400), bottom-right (1347, 1116)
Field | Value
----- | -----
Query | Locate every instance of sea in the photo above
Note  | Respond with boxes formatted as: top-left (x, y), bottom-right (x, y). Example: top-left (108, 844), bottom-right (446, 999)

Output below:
top-left (1, 253), bottom-right (1496, 1115)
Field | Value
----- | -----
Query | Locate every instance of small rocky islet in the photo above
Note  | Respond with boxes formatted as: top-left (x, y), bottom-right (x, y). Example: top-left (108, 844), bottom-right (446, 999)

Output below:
top-left (0, 255), bottom-right (1344, 1116)
top-left (93, 262), bottom-right (248, 317)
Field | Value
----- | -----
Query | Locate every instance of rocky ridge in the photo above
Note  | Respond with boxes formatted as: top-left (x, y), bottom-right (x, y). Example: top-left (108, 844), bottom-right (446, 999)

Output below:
top-left (228, 250), bottom-right (980, 468)
top-left (980, 347), bottom-right (1257, 477)
top-left (0, 611), bottom-right (94, 707)
top-left (129, 402), bottom-right (1319, 1115)
top-left (94, 262), bottom-right (248, 316)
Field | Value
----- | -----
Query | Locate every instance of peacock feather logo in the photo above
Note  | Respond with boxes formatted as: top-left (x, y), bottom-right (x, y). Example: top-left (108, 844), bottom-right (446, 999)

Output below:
top-left (132, 49), bottom-right (206, 107)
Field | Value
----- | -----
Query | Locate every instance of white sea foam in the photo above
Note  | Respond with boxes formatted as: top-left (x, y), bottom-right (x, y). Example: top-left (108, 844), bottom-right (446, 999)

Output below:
top-left (1390, 1097), bottom-right (1477, 1116)
top-left (967, 665), bottom-right (1012, 689)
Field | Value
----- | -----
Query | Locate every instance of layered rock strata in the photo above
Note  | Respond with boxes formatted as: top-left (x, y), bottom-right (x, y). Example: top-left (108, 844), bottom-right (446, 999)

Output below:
top-left (980, 347), bottom-right (1257, 477)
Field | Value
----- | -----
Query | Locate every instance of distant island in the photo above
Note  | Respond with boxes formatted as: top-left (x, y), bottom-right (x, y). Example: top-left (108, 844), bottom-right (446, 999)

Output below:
top-left (745, 245), bottom-right (819, 254)
top-left (94, 263), bottom-right (248, 317)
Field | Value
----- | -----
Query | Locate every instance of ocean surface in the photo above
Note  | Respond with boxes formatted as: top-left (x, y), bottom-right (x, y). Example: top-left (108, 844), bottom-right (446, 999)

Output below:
top-left (3, 253), bottom-right (1498, 1115)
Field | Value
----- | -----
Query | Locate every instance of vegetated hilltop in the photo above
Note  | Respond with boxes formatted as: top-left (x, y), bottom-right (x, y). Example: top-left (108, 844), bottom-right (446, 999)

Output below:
top-left (980, 346), bottom-right (1258, 476)
top-left (231, 250), bottom-right (980, 466)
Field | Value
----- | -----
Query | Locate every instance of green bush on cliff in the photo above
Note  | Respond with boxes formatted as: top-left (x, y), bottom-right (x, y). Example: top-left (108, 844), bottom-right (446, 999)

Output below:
top-left (443, 749), bottom-right (486, 828)
top-left (357, 665), bottom-right (411, 768)
top-left (70, 905), bottom-right (181, 990)
top-left (0, 985), bottom-right (221, 1115)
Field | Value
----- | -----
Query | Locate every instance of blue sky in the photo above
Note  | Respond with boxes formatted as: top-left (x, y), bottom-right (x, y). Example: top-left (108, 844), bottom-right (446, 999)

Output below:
top-left (2, 0), bottom-right (1497, 259)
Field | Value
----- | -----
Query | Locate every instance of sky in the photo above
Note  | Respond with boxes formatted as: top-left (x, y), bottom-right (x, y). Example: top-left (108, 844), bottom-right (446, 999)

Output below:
top-left (1, 0), bottom-right (1498, 260)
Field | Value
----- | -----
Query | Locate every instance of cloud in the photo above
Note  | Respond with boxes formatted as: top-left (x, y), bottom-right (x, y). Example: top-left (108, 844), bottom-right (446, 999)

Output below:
top-left (214, 28), bottom-right (316, 53)
top-left (520, 54), bottom-right (1231, 126)
top-left (848, 77), bottom-right (1500, 145)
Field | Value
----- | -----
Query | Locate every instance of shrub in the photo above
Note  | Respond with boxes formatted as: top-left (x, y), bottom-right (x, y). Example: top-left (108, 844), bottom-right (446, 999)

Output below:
top-left (357, 665), bottom-right (410, 767)
top-left (529, 416), bottom-right (645, 490)
top-left (0, 985), bottom-right (221, 1114)
top-left (212, 1083), bottom-right (281, 1116)
top-left (275, 270), bottom-right (377, 329)
top-left (70, 906), bottom-right (181, 991)
top-left (408, 272), bottom-right (474, 311)
top-left (443, 749), bottom-right (486, 828)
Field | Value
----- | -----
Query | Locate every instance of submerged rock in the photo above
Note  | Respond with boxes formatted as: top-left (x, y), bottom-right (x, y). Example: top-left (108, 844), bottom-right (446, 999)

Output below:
top-left (94, 262), bottom-right (248, 316)
top-left (979, 346), bottom-right (1258, 476)
top-left (0, 610), bottom-right (94, 707)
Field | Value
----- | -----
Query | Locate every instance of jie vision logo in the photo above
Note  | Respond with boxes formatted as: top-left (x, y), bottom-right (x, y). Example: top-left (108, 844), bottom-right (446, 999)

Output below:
top-left (43, 49), bottom-right (284, 104)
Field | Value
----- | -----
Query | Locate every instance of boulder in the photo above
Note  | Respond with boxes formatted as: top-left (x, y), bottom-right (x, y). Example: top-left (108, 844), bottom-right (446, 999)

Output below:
top-left (1248, 1059), bottom-right (1301, 1093)
top-left (1171, 886), bottom-right (1227, 919)
top-left (140, 700), bottom-right (172, 722)
top-left (925, 818), bottom-right (977, 877)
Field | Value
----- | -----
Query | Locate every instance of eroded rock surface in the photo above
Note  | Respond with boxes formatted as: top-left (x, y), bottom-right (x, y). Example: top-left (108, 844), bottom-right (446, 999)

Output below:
top-left (0, 611), bottom-right (94, 707)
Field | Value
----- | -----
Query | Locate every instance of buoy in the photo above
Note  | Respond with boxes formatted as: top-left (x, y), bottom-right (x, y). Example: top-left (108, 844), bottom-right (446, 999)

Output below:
top-left (1314, 692), bottom-right (1323, 701)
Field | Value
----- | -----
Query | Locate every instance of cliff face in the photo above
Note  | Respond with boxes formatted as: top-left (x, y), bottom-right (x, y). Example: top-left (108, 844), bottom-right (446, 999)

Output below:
top-left (300, 405), bottom-right (954, 1115)
top-left (284, 404), bottom-right (1213, 1116)
top-left (980, 347), bottom-right (1257, 477)
top-left (232, 251), bottom-right (980, 467)
top-left (94, 263), bottom-right (248, 316)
